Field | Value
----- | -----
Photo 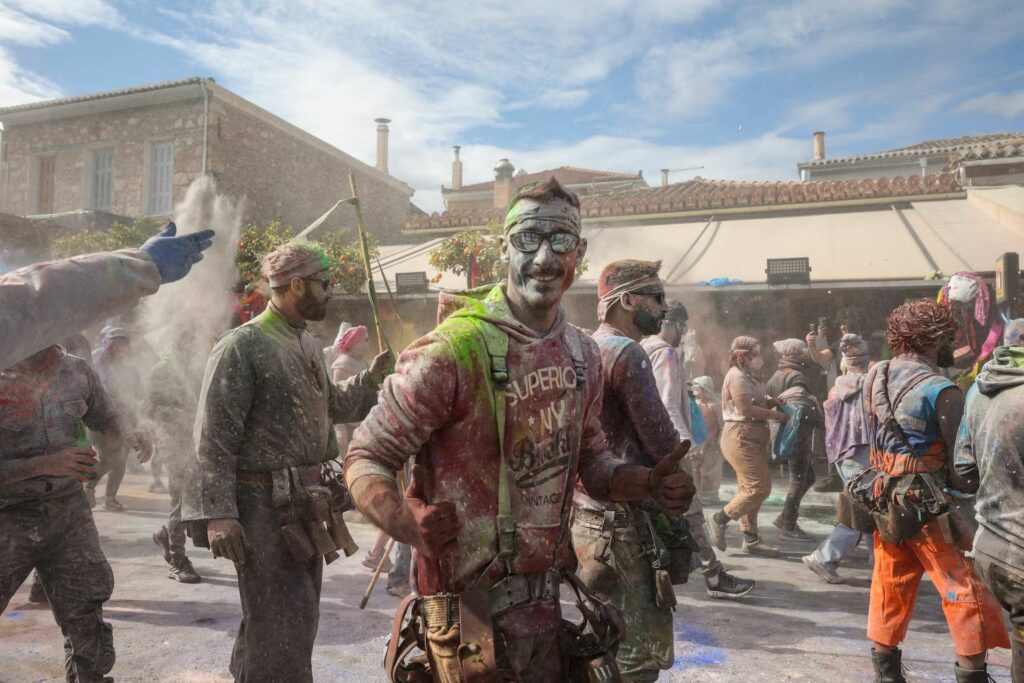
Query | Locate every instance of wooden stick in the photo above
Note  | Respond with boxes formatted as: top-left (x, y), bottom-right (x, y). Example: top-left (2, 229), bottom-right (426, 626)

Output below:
top-left (348, 172), bottom-right (393, 356)
top-left (359, 536), bottom-right (397, 610)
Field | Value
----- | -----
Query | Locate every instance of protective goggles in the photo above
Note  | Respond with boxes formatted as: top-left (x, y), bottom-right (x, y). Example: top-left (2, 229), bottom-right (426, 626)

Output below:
top-left (508, 230), bottom-right (581, 254)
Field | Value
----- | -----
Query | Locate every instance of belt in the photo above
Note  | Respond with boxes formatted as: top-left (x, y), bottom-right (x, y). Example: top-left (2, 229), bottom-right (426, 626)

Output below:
top-left (571, 503), bottom-right (632, 531)
top-left (420, 569), bottom-right (561, 628)
top-left (237, 465), bottom-right (322, 486)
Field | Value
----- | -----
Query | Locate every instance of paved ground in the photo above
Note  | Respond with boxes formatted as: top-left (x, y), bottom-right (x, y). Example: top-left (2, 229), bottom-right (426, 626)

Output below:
top-left (0, 472), bottom-right (1013, 682)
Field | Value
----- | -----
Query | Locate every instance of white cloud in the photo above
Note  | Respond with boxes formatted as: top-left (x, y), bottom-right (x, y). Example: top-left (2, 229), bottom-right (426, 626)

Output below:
top-left (637, 36), bottom-right (750, 118)
top-left (0, 46), bottom-right (62, 106)
top-left (958, 91), bottom-right (1024, 119)
top-left (4, 0), bottom-right (121, 28)
top-left (0, 5), bottom-right (70, 46)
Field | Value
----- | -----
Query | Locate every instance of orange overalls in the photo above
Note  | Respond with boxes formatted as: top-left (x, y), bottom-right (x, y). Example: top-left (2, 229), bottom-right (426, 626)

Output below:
top-left (866, 357), bottom-right (1009, 656)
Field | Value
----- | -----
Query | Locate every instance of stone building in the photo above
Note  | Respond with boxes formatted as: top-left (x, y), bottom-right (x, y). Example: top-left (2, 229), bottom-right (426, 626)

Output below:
top-left (441, 148), bottom-right (647, 213)
top-left (0, 77), bottom-right (416, 244)
top-left (798, 131), bottom-right (1024, 187)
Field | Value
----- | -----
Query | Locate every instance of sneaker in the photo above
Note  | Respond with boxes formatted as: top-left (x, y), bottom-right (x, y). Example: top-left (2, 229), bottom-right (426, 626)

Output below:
top-left (705, 570), bottom-right (755, 599)
top-left (103, 497), bottom-right (125, 512)
top-left (362, 554), bottom-right (393, 573)
top-left (386, 584), bottom-right (411, 598)
top-left (706, 514), bottom-right (728, 552)
top-left (780, 525), bottom-right (816, 542)
top-left (740, 537), bottom-right (781, 558)
top-left (28, 576), bottom-right (48, 604)
top-left (153, 527), bottom-right (172, 564)
top-left (802, 554), bottom-right (843, 584)
top-left (148, 481), bottom-right (168, 494)
top-left (168, 558), bottom-right (202, 584)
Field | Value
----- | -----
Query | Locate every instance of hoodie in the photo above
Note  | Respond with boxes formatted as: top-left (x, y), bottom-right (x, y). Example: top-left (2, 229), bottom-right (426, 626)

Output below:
top-left (955, 345), bottom-right (1024, 558)
top-left (346, 284), bottom-right (620, 613)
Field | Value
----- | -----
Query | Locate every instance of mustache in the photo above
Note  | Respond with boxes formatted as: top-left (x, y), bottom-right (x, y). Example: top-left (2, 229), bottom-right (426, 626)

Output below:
top-left (525, 267), bottom-right (566, 279)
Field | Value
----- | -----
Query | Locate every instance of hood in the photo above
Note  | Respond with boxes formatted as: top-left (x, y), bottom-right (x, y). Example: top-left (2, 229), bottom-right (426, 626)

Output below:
top-left (975, 345), bottom-right (1024, 396)
top-left (436, 283), bottom-right (559, 345)
top-left (834, 372), bottom-right (866, 401)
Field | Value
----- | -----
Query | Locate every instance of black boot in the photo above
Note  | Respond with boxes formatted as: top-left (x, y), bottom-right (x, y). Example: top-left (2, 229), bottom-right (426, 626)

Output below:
top-left (954, 662), bottom-right (996, 682)
top-left (872, 648), bottom-right (907, 683)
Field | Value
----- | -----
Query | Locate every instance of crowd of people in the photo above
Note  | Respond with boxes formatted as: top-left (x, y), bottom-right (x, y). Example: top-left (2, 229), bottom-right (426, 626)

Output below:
top-left (1, 181), bottom-right (1022, 683)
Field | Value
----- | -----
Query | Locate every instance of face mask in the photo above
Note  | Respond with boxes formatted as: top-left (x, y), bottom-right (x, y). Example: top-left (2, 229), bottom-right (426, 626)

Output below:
top-left (749, 356), bottom-right (764, 370)
top-left (936, 342), bottom-right (955, 368)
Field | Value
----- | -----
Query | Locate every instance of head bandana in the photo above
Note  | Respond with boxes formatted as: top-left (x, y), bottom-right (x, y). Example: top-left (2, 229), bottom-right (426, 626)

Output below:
top-left (336, 325), bottom-right (369, 354)
top-left (773, 338), bottom-right (810, 364)
top-left (503, 197), bottom-right (582, 236)
top-left (263, 242), bottom-right (331, 288)
top-left (596, 260), bottom-right (664, 321)
top-left (664, 300), bottom-right (688, 323)
top-left (838, 333), bottom-right (870, 369)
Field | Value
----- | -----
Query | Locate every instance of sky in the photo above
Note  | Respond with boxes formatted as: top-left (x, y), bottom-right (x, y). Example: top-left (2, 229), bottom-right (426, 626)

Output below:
top-left (1, 0), bottom-right (1023, 213)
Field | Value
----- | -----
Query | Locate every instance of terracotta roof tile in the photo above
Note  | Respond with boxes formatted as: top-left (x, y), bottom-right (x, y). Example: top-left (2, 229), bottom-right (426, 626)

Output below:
top-left (800, 132), bottom-right (1024, 168)
top-left (446, 166), bottom-right (644, 193)
top-left (407, 173), bottom-right (962, 231)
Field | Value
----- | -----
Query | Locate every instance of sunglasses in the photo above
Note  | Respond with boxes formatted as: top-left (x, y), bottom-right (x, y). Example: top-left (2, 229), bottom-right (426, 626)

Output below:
top-left (305, 276), bottom-right (333, 290)
top-left (508, 230), bottom-right (581, 254)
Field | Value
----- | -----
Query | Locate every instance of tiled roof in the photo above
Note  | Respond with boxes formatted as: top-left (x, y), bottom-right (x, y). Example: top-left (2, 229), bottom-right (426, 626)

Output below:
top-left (0, 77), bottom-right (205, 116)
top-left (800, 132), bottom-right (1024, 168)
top-left (407, 172), bottom-right (962, 231)
top-left (948, 135), bottom-right (1024, 164)
top-left (446, 166), bottom-right (643, 193)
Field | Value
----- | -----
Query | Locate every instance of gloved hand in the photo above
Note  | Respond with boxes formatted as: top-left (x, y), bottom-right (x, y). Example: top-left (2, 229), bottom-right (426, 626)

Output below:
top-left (140, 222), bottom-right (216, 284)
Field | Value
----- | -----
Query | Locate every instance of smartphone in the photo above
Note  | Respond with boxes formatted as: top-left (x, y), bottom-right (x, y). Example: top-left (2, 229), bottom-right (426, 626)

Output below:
top-left (818, 316), bottom-right (827, 330)
top-left (808, 323), bottom-right (816, 334)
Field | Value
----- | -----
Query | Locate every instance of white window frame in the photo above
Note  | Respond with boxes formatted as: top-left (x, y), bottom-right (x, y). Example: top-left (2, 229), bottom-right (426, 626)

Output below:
top-left (89, 148), bottom-right (115, 212)
top-left (145, 139), bottom-right (175, 216)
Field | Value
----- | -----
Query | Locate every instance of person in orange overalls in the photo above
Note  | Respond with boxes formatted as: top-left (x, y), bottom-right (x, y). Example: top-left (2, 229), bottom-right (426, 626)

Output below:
top-left (864, 299), bottom-right (1009, 683)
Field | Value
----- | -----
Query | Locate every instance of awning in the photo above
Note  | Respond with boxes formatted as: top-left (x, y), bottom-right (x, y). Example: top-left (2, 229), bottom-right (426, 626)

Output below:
top-left (578, 192), bottom-right (1024, 288)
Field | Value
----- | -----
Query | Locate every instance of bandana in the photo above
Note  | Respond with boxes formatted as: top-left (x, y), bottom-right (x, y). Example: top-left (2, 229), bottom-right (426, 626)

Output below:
top-left (266, 258), bottom-right (329, 288)
top-left (839, 333), bottom-right (870, 368)
top-left (336, 325), bottom-right (369, 354)
top-left (503, 197), bottom-right (581, 235)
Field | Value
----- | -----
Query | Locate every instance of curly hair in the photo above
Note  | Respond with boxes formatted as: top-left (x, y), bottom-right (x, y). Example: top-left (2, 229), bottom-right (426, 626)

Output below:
top-left (729, 335), bottom-right (760, 368)
top-left (886, 299), bottom-right (956, 355)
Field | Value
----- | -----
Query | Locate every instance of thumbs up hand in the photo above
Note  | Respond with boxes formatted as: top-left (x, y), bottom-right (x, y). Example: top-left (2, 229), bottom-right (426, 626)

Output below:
top-left (399, 464), bottom-right (460, 558)
top-left (648, 439), bottom-right (696, 516)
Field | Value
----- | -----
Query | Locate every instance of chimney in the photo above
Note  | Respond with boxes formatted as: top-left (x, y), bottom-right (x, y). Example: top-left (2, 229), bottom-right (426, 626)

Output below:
top-left (375, 118), bottom-right (391, 174)
top-left (813, 131), bottom-right (825, 161)
top-left (660, 168), bottom-right (670, 187)
top-left (451, 145), bottom-right (463, 190)
top-left (493, 158), bottom-right (515, 209)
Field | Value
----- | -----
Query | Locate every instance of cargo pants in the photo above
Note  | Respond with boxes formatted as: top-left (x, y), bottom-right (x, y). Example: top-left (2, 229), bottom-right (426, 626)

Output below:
top-left (573, 513), bottom-right (672, 682)
top-left (229, 483), bottom-right (323, 683)
top-left (973, 532), bottom-right (1024, 682)
top-left (0, 489), bottom-right (115, 682)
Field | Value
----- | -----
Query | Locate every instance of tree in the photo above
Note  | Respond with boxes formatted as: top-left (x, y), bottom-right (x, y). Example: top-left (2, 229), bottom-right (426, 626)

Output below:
top-left (51, 217), bottom-right (163, 258)
top-left (235, 221), bottom-right (376, 295)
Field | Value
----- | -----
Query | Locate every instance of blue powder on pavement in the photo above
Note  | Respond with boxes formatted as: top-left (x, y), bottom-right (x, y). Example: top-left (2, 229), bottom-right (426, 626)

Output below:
top-left (3, 611), bottom-right (23, 618)
top-left (674, 622), bottom-right (727, 668)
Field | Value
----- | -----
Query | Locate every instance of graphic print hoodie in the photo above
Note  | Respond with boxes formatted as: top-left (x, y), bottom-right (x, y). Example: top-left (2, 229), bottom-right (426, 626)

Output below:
top-left (346, 284), bottom-right (621, 601)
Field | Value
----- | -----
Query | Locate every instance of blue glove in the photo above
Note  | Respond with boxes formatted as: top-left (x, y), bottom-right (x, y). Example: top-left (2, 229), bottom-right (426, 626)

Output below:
top-left (140, 222), bottom-right (216, 284)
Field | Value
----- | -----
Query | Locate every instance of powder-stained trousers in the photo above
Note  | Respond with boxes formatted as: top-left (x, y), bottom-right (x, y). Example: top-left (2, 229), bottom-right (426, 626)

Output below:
top-left (720, 422), bottom-right (772, 535)
top-left (868, 519), bottom-right (1009, 656)
top-left (0, 489), bottom-right (115, 682)
top-left (973, 533), bottom-right (1024, 682)
top-left (229, 483), bottom-right (323, 683)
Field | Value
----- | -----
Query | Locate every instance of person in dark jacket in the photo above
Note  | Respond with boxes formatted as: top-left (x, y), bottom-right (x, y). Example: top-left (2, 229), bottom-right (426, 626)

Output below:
top-left (767, 338), bottom-right (824, 541)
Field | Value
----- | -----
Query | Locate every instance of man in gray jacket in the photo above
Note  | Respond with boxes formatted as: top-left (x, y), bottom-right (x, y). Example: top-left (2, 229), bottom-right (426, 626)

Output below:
top-left (955, 321), bottom-right (1024, 682)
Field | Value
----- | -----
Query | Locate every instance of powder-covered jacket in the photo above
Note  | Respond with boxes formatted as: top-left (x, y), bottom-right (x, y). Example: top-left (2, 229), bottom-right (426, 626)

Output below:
top-left (0, 350), bottom-right (120, 503)
top-left (955, 345), bottom-right (1024, 560)
top-left (640, 336), bottom-right (692, 443)
top-left (573, 324), bottom-right (679, 515)
top-left (346, 284), bottom-right (622, 597)
top-left (183, 304), bottom-right (380, 521)
top-left (0, 250), bottom-right (160, 371)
